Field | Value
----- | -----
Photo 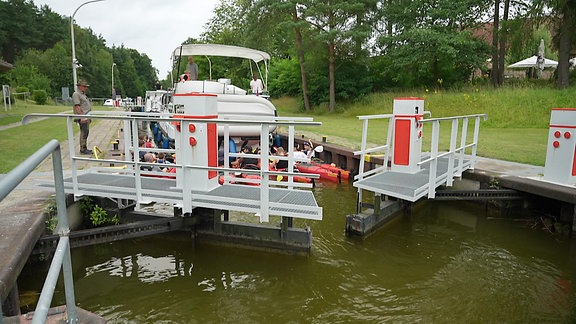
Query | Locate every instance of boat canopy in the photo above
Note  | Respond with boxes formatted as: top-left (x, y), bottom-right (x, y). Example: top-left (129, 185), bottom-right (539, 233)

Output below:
top-left (171, 44), bottom-right (270, 63)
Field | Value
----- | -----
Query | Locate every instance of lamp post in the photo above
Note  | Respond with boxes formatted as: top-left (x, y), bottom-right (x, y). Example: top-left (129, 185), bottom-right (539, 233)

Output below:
top-left (71, 0), bottom-right (105, 92)
top-left (111, 62), bottom-right (116, 99)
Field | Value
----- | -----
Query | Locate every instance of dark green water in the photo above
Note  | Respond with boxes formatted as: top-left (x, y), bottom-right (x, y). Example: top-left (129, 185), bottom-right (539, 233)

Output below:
top-left (19, 182), bottom-right (576, 323)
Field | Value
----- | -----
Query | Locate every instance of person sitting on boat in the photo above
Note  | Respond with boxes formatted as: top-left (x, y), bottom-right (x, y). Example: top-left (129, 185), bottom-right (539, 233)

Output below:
top-left (250, 74), bottom-right (264, 96)
top-left (137, 139), bottom-right (148, 161)
top-left (142, 153), bottom-right (161, 172)
top-left (270, 147), bottom-right (289, 170)
top-left (231, 146), bottom-right (260, 169)
top-left (303, 140), bottom-right (315, 159)
top-left (139, 134), bottom-right (155, 149)
top-left (241, 146), bottom-right (260, 168)
top-left (157, 152), bottom-right (171, 164)
top-left (292, 144), bottom-right (308, 162)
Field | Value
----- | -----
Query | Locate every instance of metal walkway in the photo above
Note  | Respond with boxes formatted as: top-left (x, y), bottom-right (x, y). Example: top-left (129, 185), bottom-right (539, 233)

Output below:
top-left (57, 171), bottom-right (321, 220)
top-left (25, 111), bottom-right (324, 223)
top-left (353, 111), bottom-right (487, 209)
top-left (354, 156), bottom-right (472, 202)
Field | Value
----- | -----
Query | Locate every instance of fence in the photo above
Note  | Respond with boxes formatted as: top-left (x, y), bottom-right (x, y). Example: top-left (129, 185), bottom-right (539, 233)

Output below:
top-left (0, 139), bottom-right (78, 323)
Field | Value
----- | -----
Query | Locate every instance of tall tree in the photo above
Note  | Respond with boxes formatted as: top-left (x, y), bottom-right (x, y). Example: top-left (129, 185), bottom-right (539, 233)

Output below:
top-left (304, 0), bottom-right (376, 112)
top-left (245, 0), bottom-right (313, 110)
top-left (497, 0), bottom-right (510, 85)
top-left (292, 2), bottom-right (311, 111)
top-left (0, 0), bottom-right (41, 62)
top-left (530, 0), bottom-right (575, 88)
top-left (552, 0), bottom-right (575, 88)
top-left (491, 0), bottom-right (501, 87)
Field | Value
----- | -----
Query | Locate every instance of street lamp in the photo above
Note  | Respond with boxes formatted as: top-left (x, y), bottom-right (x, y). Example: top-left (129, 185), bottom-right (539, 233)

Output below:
top-left (71, 0), bottom-right (106, 92)
top-left (111, 62), bottom-right (116, 99)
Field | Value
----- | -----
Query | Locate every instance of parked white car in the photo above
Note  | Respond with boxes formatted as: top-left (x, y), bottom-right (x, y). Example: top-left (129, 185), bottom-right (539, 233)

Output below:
top-left (103, 99), bottom-right (125, 107)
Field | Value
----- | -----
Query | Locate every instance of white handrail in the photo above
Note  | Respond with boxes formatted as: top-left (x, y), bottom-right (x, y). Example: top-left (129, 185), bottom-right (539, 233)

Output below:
top-left (353, 112), bottom-right (487, 200)
top-left (23, 112), bottom-right (322, 222)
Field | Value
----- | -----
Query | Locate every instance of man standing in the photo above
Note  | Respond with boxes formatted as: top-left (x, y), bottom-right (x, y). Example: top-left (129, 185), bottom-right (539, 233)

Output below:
top-left (73, 80), bottom-right (92, 154)
top-left (186, 56), bottom-right (198, 80)
top-left (250, 74), bottom-right (264, 95)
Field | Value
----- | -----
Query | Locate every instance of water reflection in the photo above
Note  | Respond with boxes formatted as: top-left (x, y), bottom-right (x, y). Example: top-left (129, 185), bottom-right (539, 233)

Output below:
top-left (17, 183), bottom-right (576, 323)
top-left (84, 254), bottom-right (189, 283)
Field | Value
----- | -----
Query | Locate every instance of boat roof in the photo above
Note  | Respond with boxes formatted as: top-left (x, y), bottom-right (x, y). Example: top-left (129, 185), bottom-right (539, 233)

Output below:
top-left (171, 44), bottom-right (270, 63)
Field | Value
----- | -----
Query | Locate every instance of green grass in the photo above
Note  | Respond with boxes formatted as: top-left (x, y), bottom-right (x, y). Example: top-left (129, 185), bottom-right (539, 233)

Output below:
top-left (272, 84), bottom-right (576, 166)
top-left (0, 100), bottom-right (114, 173)
top-left (1, 118), bottom-right (70, 173)
top-left (0, 100), bottom-right (71, 126)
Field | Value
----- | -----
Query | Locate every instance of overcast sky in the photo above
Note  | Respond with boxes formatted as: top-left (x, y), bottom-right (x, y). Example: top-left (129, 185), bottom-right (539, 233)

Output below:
top-left (31, 0), bottom-right (219, 79)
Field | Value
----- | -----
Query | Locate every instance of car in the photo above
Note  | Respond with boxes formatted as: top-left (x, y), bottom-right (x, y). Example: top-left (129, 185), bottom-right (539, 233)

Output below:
top-left (103, 99), bottom-right (125, 107)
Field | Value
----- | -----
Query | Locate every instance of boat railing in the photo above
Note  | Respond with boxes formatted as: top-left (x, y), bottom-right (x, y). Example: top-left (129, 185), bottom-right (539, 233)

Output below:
top-left (174, 80), bottom-right (248, 96)
top-left (0, 140), bottom-right (78, 323)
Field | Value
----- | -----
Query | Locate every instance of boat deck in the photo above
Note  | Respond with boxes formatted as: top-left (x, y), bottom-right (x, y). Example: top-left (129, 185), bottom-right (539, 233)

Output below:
top-left (56, 172), bottom-right (322, 220)
top-left (354, 156), bottom-right (472, 202)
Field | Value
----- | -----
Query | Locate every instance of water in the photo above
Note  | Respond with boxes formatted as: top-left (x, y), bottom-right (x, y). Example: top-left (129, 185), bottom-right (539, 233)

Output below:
top-left (18, 182), bottom-right (576, 323)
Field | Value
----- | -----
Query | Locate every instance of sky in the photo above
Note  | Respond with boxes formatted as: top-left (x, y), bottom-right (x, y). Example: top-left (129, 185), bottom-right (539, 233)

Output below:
top-left (31, 0), bottom-right (219, 78)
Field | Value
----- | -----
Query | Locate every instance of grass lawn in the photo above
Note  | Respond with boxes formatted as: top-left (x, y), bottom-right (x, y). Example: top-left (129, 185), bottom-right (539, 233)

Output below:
top-left (273, 85), bottom-right (575, 166)
top-left (0, 100), bottom-right (114, 173)
top-left (0, 101), bottom-right (71, 126)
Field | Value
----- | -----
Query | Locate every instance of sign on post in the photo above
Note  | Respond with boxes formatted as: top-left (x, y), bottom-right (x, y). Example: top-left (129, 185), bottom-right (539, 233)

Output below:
top-left (2, 85), bottom-right (11, 111)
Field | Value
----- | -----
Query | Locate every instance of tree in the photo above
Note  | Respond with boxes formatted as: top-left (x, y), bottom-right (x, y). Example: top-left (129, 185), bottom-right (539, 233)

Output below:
top-left (491, 0), bottom-right (501, 87)
top-left (15, 44), bottom-right (71, 98)
top-left (303, 0), bottom-right (376, 112)
top-left (255, 0), bottom-right (313, 110)
top-left (0, 0), bottom-right (67, 63)
top-left (550, 0), bottom-right (576, 88)
top-left (378, 0), bottom-right (492, 89)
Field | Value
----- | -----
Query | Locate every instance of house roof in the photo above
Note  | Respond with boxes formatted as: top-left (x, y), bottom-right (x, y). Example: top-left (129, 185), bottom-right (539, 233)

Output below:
top-left (0, 60), bottom-right (14, 73)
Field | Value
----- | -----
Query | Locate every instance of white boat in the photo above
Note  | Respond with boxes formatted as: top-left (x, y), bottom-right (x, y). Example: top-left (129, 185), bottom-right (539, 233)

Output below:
top-left (156, 44), bottom-right (277, 142)
top-left (144, 89), bottom-right (168, 112)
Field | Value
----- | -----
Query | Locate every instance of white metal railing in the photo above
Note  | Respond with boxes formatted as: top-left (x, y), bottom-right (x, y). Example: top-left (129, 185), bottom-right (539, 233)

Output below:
top-left (0, 140), bottom-right (78, 323)
top-left (418, 114), bottom-right (487, 198)
top-left (353, 112), bottom-right (487, 201)
top-left (22, 112), bottom-right (322, 222)
top-left (354, 114), bottom-right (395, 182)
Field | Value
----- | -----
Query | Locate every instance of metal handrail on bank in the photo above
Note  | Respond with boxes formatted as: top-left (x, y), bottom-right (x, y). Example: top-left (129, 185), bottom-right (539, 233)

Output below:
top-left (0, 140), bottom-right (78, 323)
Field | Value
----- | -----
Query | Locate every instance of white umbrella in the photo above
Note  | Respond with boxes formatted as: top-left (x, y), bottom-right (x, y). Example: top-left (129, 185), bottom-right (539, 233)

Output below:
top-left (507, 55), bottom-right (558, 69)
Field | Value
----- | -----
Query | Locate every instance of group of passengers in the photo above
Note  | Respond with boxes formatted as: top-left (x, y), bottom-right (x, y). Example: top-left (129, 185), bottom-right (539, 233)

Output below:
top-left (137, 134), bottom-right (175, 175)
top-left (223, 139), bottom-right (315, 172)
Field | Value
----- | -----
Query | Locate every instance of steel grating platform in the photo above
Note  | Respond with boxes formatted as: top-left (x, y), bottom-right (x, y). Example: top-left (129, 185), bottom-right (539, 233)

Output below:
top-left (354, 157), bottom-right (472, 202)
top-left (53, 172), bottom-right (322, 220)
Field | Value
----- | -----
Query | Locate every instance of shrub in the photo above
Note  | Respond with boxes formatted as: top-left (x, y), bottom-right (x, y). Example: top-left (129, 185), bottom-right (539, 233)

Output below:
top-left (32, 90), bottom-right (47, 105)
top-left (79, 196), bottom-right (120, 227)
